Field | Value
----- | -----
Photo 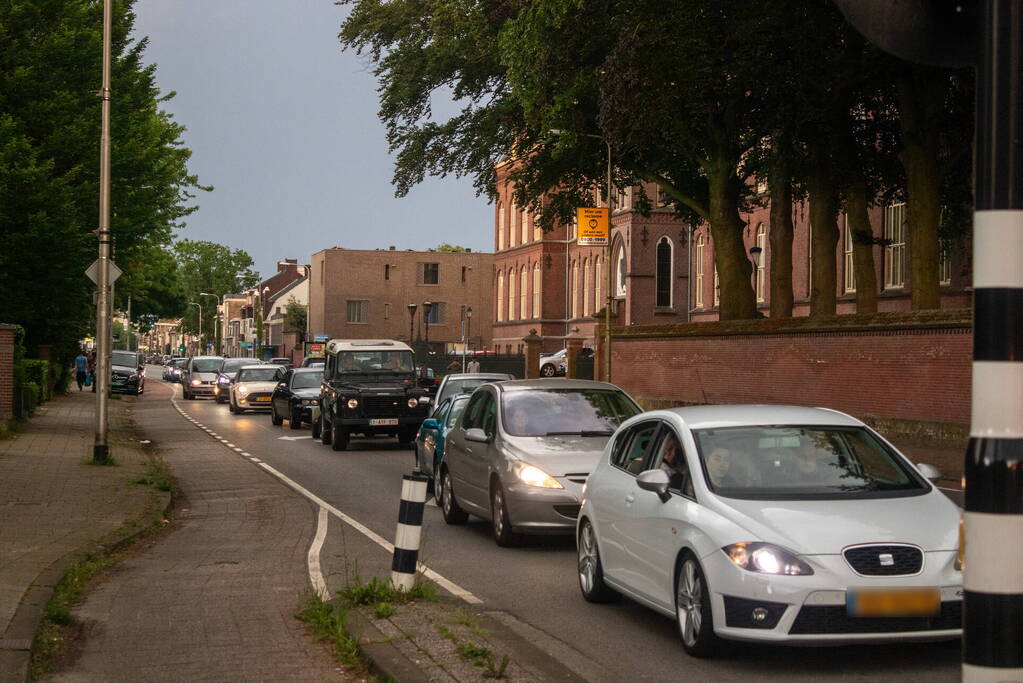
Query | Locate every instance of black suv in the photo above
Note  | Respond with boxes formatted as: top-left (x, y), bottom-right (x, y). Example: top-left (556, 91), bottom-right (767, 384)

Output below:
top-left (318, 340), bottom-right (428, 451)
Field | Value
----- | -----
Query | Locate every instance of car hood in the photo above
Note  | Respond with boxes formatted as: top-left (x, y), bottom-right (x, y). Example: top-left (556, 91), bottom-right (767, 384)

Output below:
top-left (235, 380), bottom-right (278, 392)
top-left (292, 388), bottom-right (321, 399)
top-left (190, 371), bottom-right (219, 380)
top-left (709, 491), bottom-right (960, 554)
top-left (503, 435), bottom-right (609, 477)
top-left (111, 363), bottom-right (136, 372)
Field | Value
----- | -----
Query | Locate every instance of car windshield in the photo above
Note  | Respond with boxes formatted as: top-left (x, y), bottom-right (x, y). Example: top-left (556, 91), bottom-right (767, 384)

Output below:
top-left (439, 378), bottom-right (498, 403)
top-left (291, 372), bottom-right (321, 389)
top-left (693, 426), bottom-right (929, 500)
top-left (222, 359), bottom-right (250, 375)
top-left (236, 367), bottom-right (279, 382)
top-left (501, 389), bottom-right (640, 437)
top-left (190, 358), bottom-right (222, 373)
top-left (111, 351), bottom-right (137, 367)
top-left (337, 351), bottom-right (413, 374)
top-left (171, 358), bottom-right (187, 368)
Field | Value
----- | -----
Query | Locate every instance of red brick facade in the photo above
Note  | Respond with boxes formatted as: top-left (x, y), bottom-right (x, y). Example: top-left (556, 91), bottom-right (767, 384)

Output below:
top-left (0, 325), bottom-right (17, 421)
top-left (604, 311), bottom-right (972, 425)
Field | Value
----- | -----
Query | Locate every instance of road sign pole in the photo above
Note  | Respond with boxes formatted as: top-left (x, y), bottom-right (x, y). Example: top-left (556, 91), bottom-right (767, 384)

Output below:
top-left (93, 0), bottom-right (113, 463)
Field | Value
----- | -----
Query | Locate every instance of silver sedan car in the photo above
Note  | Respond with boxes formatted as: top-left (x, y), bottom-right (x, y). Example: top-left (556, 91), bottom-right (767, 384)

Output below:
top-left (439, 379), bottom-right (641, 546)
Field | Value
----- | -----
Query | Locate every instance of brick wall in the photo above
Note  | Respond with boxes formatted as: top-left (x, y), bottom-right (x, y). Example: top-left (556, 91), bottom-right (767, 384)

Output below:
top-left (0, 325), bottom-right (17, 421)
top-left (605, 310), bottom-right (972, 425)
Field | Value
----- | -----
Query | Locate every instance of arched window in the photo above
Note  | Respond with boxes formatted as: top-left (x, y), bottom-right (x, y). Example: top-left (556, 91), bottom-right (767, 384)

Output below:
top-left (496, 270), bottom-right (505, 321)
top-left (521, 209), bottom-right (529, 245)
top-left (656, 237), bottom-right (673, 308)
top-left (520, 266), bottom-right (528, 319)
top-left (594, 257), bottom-right (602, 314)
top-left (508, 266), bottom-right (517, 321)
top-left (583, 258), bottom-right (592, 315)
top-left (533, 213), bottom-right (542, 241)
top-left (613, 241), bottom-right (627, 298)
top-left (755, 222), bottom-right (766, 302)
top-left (571, 260), bottom-right (579, 319)
top-left (497, 203), bottom-right (505, 252)
top-left (695, 236), bottom-right (705, 308)
top-left (509, 205), bottom-right (518, 248)
top-left (532, 262), bottom-right (542, 318)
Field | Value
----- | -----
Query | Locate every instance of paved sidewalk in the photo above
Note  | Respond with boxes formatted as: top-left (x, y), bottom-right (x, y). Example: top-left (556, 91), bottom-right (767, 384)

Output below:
top-left (41, 380), bottom-right (351, 682)
top-left (0, 389), bottom-right (157, 682)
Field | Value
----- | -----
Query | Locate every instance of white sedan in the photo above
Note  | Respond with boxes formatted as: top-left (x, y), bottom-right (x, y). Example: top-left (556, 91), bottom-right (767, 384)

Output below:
top-left (228, 365), bottom-right (284, 414)
top-left (577, 405), bottom-right (961, 656)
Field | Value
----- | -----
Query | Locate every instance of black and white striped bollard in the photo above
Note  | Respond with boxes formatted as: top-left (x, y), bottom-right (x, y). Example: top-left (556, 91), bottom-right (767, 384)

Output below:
top-left (964, 2), bottom-right (1023, 681)
top-left (391, 472), bottom-right (430, 592)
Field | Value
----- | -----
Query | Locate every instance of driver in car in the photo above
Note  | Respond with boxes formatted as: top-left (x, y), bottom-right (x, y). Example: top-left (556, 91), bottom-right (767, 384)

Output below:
top-left (340, 355), bottom-right (360, 372)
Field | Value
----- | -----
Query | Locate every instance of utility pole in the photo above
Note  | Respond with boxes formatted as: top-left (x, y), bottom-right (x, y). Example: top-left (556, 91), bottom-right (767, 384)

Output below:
top-left (93, 0), bottom-right (113, 463)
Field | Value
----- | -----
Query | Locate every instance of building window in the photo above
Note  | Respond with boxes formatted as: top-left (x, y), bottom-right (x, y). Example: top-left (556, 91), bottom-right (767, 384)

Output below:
top-left (508, 267), bottom-right (517, 321)
top-left (519, 266), bottom-right (528, 319)
top-left (656, 237), bottom-right (673, 308)
top-left (346, 300), bottom-right (367, 324)
top-left (384, 303), bottom-right (390, 320)
top-left (755, 223), bottom-right (766, 303)
top-left (614, 243), bottom-right (627, 298)
top-left (594, 257), bottom-right (602, 314)
top-left (571, 260), bottom-right (579, 319)
top-left (497, 202), bottom-right (505, 251)
top-left (532, 262), bottom-right (542, 318)
top-left (419, 262), bottom-right (440, 285)
top-left (461, 266), bottom-right (467, 283)
top-left (384, 264), bottom-right (390, 281)
top-left (533, 214), bottom-right (542, 241)
top-left (616, 186), bottom-right (631, 212)
top-left (521, 209), bottom-right (529, 245)
top-left (426, 302), bottom-right (443, 324)
top-left (939, 250), bottom-right (952, 285)
top-left (713, 265), bottom-right (720, 307)
top-left (496, 271), bottom-right (504, 322)
top-left (510, 205), bottom-right (518, 248)
top-left (843, 216), bottom-right (856, 293)
top-left (583, 258), bottom-right (592, 315)
top-left (884, 202), bottom-right (907, 289)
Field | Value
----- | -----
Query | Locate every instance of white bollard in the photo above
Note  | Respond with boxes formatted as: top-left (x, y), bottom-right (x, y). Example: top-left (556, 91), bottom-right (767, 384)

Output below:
top-left (391, 472), bottom-right (430, 592)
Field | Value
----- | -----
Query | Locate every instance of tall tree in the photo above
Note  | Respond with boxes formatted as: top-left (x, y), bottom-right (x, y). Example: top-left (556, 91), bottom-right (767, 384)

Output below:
top-left (173, 239), bottom-right (259, 340)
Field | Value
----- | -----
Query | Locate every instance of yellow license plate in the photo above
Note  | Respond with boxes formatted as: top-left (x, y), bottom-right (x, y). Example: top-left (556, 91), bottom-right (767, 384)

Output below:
top-left (256, 397), bottom-right (271, 402)
top-left (847, 588), bottom-right (940, 617)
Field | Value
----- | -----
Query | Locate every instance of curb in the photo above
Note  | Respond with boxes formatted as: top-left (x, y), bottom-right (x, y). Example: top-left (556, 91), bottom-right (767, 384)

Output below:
top-left (346, 608), bottom-right (432, 682)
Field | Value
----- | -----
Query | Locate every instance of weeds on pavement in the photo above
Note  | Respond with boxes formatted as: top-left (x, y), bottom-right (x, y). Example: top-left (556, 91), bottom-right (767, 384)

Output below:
top-left (132, 455), bottom-right (173, 491)
top-left (297, 592), bottom-right (365, 672)
top-left (437, 624), bottom-right (510, 679)
top-left (337, 573), bottom-right (438, 614)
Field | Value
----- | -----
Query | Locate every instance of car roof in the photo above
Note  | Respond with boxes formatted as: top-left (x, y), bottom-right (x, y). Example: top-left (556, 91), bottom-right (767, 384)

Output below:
top-left (442, 373), bottom-right (513, 380)
top-left (326, 339), bottom-right (414, 353)
top-left (492, 378), bottom-right (623, 392)
top-left (293, 367), bottom-right (322, 373)
top-left (654, 405), bottom-right (863, 431)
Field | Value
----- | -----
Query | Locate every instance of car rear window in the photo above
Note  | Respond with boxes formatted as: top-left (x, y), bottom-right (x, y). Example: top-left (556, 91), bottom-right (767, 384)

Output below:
top-left (501, 389), bottom-right (639, 437)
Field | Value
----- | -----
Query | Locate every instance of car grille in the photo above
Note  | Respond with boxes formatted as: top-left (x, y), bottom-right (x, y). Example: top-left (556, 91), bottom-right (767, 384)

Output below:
top-left (362, 396), bottom-right (403, 417)
top-left (563, 473), bottom-right (589, 485)
top-left (789, 601), bottom-right (961, 635)
top-left (553, 505), bottom-right (581, 519)
top-left (844, 544), bottom-right (923, 576)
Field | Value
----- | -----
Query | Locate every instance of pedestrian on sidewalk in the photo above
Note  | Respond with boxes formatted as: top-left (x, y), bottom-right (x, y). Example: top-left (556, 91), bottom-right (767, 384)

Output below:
top-left (74, 349), bottom-right (89, 391)
top-left (466, 357), bottom-right (481, 373)
top-left (88, 350), bottom-right (97, 393)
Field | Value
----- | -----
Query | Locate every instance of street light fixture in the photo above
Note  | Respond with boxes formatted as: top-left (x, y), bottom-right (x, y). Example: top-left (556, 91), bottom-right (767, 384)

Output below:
top-left (407, 303), bottom-right (417, 343)
top-left (549, 128), bottom-right (614, 383)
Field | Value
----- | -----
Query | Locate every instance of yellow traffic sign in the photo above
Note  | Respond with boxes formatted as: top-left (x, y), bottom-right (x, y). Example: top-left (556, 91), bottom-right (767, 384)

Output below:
top-left (577, 208), bottom-right (609, 246)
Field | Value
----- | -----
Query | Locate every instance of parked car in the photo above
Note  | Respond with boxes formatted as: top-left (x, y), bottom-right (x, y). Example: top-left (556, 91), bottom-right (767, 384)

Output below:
top-left (180, 355), bottom-right (225, 400)
top-left (539, 347), bottom-right (594, 377)
top-left (432, 372), bottom-right (514, 407)
top-left (162, 357), bottom-right (186, 382)
top-left (228, 364), bottom-right (283, 413)
top-left (576, 405), bottom-right (961, 657)
top-left (301, 356), bottom-right (325, 367)
top-left (271, 367), bottom-right (324, 430)
top-left (215, 357), bottom-right (258, 403)
top-left (439, 379), bottom-right (641, 546)
top-left (414, 394), bottom-right (471, 494)
top-left (110, 350), bottom-right (145, 394)
top-left (268, 357), bottom-right (294, 368)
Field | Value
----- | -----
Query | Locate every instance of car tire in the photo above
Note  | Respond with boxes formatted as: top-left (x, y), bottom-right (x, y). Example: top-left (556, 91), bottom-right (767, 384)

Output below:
top-left (228, 398), bottom-right (237, 414)
top-left (540, 363), bottom-right (556, 378)
top-left (331, 420), bottom-right (349, 451)
top-left (216, 394), bottom-right (226, 404)
top-left (675, 554), bottom-right (722, 658)
top-left (320, 413), bottom-right (332, 445)
top-left (311, 415), bottom-right (321, 440)
top-left (289, 407), bottom-right (302, 430)
top-left (440, 468), bottom-right (468, 525)
top-left (433, 458), bottom-right (443, 501)
top-left (490, 481), bottom-right (519, 547)
top-left (577, 518), bottom-right (619, 603)
top-left (271, 405), bottom-right (283, 426)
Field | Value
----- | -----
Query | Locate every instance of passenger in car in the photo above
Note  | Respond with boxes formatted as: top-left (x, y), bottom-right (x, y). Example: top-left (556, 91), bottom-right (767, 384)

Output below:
top-left (659, 435), bottom-right (688, 490)
top-left (706, 446), bottom-right (740, 487)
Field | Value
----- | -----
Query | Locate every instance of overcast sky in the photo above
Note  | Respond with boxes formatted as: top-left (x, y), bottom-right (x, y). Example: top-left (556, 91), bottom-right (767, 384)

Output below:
top-left (131, 0), bottom-right (493, 280)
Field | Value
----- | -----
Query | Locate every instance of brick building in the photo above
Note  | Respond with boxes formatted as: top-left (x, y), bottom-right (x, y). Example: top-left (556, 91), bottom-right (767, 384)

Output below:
top-left (491, 162), bottom-right (693, 354)
top-left (308, 247), bottom-right (493, 352)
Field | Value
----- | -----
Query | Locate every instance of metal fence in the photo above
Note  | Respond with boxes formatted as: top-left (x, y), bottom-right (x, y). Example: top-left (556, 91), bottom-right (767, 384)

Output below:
top-left (420, 354), bottom-right (525, 380)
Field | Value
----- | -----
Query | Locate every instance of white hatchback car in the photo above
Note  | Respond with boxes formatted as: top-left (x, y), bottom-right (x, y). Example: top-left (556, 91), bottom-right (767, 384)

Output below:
top-left (228, 364), bottom-right (284, 414)
top-left (577, 405), bottom-right (961, 657)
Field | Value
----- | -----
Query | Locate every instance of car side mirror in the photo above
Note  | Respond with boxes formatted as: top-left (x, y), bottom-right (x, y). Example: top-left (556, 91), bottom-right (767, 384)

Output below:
top-left (422, 418), bottom-right (441, 430)
top-left (915, 462), bottom-right (942, 482)
top-left (637, 469), bottom-right (671, 503)
top-left (465, 428), bottom-right (489, 443)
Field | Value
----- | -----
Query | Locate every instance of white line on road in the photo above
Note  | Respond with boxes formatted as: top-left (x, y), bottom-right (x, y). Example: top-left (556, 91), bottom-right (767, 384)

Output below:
top-left (277, 435), bottom-right (313, 441)
top-left (308, 507), bottom-right (329, 600)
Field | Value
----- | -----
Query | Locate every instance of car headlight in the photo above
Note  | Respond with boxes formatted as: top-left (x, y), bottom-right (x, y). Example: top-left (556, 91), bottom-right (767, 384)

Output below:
top-left (303, 399), bottom-right (317, 406)
top-left (723, 542), bottom-right (814, 576)
top-left (516, 464), bottom-right (563, 489)
top-left (218, 376), bottom-right (230, 385)
top-left (347, 398), bottom-right (358, 409)
top-left (407, 397), bottom-right (418, 408)
top-left (238, 385), bottom-right (249, 394)
top-left (190, 379), bottom-right (201, 386)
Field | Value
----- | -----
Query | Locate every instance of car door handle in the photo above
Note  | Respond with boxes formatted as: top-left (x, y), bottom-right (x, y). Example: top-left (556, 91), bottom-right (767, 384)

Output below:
top-left (625, 493), bottom-right (635, 504)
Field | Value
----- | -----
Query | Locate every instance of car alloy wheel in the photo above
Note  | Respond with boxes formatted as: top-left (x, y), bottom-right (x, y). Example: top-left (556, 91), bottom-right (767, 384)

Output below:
top-left (578, 519), bottom-right (618, 602)
top-left (440, 470), bottom-right (468, 524)
top-left (432, 456), bottom-right (443, 500)
top-left (490, 482), bottom-right (518, 547)
top-left (675, 555), bottom-right (720, 657)
top-left (540, 364), bottom-right (556, 377)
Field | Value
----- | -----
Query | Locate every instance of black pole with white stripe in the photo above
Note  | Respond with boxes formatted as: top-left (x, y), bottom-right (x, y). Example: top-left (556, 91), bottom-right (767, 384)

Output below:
top-left (391, 472), bottom-right (430, 592)
top-left (964, 2), bottom-right (1023, 681)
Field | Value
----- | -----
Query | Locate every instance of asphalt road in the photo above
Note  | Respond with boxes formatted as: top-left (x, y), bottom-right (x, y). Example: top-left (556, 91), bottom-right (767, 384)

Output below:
top-left (151, 368), bottom-right (961, 682)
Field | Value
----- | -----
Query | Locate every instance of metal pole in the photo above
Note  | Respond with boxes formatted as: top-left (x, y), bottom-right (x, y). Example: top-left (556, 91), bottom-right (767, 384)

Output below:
top-left (963, 2), bottom-right (1023, 680)
top-left (604, 140), bottom-right (613, 384)
top-left (93, 0), bottom-right (113, 463)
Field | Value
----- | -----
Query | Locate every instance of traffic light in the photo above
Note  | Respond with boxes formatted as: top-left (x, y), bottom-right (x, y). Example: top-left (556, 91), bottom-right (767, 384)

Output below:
top-left (178, 345), bottom-right (185, 353)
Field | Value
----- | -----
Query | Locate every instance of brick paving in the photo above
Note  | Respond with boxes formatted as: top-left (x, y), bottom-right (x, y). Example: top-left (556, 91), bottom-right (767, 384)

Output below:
top-left (42, 379), bottom-right (351, 682)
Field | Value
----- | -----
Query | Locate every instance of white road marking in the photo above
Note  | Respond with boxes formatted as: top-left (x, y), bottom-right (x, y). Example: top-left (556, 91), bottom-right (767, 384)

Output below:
top-left (278, 435), bottom-right (313, 441)
top-left (308, 507), bottom-right (329, 600)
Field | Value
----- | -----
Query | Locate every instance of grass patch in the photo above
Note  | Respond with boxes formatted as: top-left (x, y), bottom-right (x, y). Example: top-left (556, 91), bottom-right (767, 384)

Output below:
top-left (0, 418), bottom-right (24, 440)
top-left (132, 456), bottom-right (172, 492)
top-left (297, 592), bottom-right (365, 672)
top-left (337, 574), bottom-right (438, 609)
top-left (373, 602), bottom-right (397, 619)
top-left (453, 608), bottom-right (488, 638)
top-left (438, 623), bottom-right (510, 678)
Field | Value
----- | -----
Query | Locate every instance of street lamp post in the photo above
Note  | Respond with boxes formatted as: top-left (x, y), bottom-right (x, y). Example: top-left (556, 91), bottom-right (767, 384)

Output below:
top-left (462, 306), bottom-right (473, 372)
top-left (422, 301), bottom-right (433, 351)
top-left (407, 303), bottom-right (417, 344)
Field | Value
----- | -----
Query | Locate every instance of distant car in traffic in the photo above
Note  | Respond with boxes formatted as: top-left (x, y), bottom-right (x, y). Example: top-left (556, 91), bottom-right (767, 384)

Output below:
top-left (270, 367), bottom-right (323, 430)
top-left (301, 356), bottom-right (325, 367)
top-left (181, 356), bottom-right (225, 400)
top-left (576, 405), bottom-right (961, 656)
top-left (439, 379), bottom-right (641, 546)
top-left (110, 350), bottom-right (145, 394)
top-left (215, 357), bottom-right (258, 403)
top-left (414, 394), bottom-right (471, 494)
top-left (228, 364), bottom-right (283, 414)
top-left (268, 357), bottom-right (293, 368)
top-left (162, 357), bottom-right (186, 382)
top-left (539, 347), bottom-right (594, 377)
top-left (432, 372), bottom-right (513, 407)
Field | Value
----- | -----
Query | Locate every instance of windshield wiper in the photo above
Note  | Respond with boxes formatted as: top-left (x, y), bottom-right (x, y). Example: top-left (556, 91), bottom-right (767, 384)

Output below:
top-left (545, 430), bottom-right (614, 437)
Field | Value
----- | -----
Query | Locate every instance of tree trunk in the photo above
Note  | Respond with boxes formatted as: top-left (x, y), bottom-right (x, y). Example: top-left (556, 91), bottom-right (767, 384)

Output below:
top-left (707, 168), bottom-right (755, 320)
top-left (897, 68), bottom-right (944, 310)
top-left (845, 180), bottom-right (878, 313)
top-left (768, 164), bottom-right (794, 318)
top-left (807, 157), bottom-right (839, 317)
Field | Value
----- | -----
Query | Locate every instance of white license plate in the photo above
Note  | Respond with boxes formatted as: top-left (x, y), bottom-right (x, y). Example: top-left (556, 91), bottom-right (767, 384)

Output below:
top-left (369, 418), bottom-right (399, 426)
